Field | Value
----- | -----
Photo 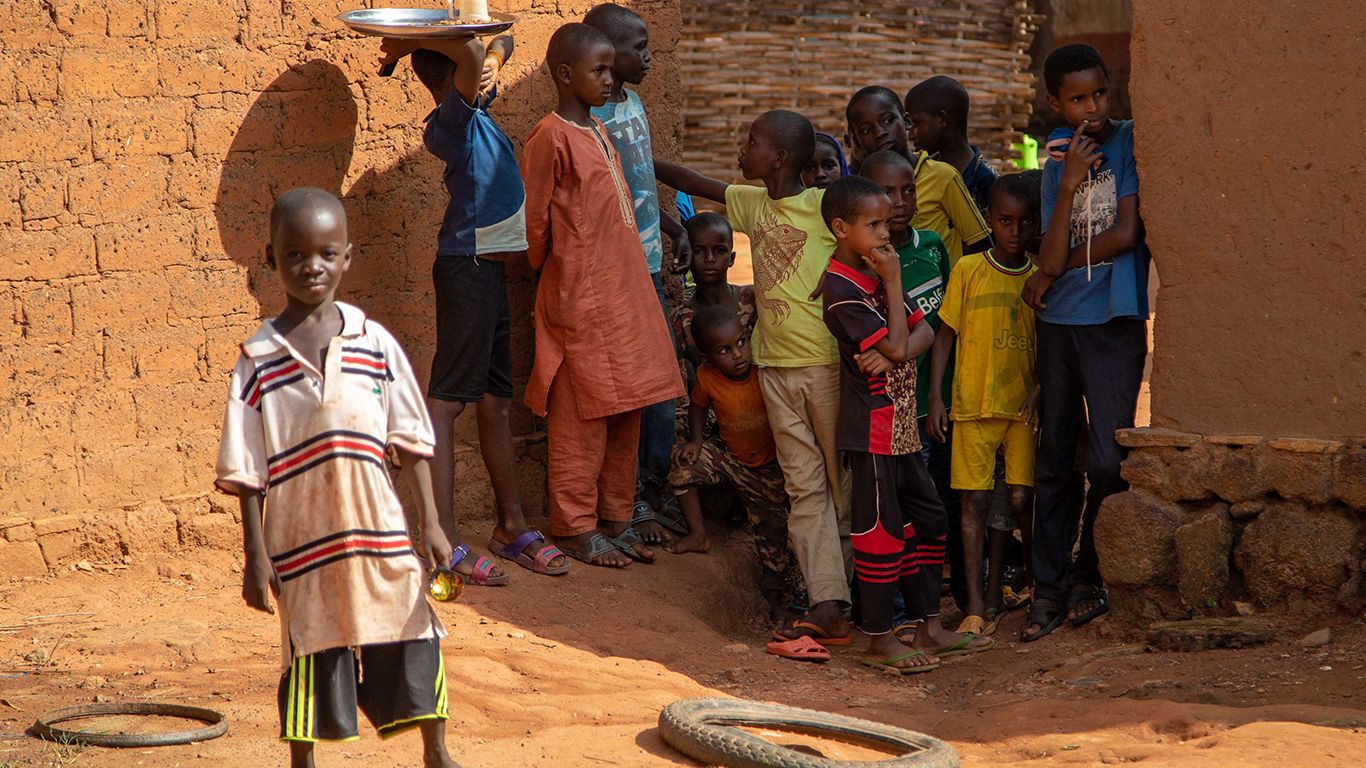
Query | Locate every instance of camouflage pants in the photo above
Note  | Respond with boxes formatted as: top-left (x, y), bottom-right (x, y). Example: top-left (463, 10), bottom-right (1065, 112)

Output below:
top-left (669, 439), bottom-right (805, 603)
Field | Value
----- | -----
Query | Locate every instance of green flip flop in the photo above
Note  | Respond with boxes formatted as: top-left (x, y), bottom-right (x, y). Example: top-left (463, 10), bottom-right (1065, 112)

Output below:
top-left (935, 633), bottom-right (996, 658)
top-left (860, 650), bottom-right (941, 675)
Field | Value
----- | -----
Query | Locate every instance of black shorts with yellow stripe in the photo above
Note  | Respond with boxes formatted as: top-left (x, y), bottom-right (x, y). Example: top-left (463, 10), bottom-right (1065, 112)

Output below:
top-left (279, 637), bottom-right (448, 742)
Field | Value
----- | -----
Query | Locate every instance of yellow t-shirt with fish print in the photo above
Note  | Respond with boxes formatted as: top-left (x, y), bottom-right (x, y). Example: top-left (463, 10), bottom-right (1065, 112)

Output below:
top-left (724, 184), bottom-right (838, 367)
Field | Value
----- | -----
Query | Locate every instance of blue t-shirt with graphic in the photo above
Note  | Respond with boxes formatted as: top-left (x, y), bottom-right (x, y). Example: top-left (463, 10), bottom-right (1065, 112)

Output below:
top-left (591, 90), bottom-right (664, 273)
top-left (1039, 119), bottom-right (1149, 325)
top-left (423, 87), bottom-right (527, 257)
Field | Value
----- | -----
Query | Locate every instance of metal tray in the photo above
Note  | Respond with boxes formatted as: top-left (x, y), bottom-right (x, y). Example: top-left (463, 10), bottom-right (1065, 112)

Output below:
top-left (338, 8), bottom-right (515, 39)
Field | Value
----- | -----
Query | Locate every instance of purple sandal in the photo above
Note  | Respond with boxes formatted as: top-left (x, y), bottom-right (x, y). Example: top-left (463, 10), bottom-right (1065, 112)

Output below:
top-left (489, 530), bottom-right (570, 576)
top-left (449, 543), bottom-right (509, 586)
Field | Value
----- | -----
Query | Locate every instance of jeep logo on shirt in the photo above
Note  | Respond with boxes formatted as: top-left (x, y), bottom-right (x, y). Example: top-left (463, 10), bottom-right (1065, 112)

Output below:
top-left (994, 329), bottom-right (1035, 352)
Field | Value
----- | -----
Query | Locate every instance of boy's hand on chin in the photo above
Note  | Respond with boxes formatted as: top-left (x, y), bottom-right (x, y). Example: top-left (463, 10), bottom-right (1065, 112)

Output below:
top-left (862, 243), bottom-right (900, 282)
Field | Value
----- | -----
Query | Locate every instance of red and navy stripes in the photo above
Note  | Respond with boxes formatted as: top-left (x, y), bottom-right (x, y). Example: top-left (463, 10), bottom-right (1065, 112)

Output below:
top-left (270, 528), bottom-right (415, 582)
top-left (267, 429), bottom-right (386, 485)
top-left (340, 346), bottom-right (392, 382)
top-left (240, 355), bottom-right (304, 409)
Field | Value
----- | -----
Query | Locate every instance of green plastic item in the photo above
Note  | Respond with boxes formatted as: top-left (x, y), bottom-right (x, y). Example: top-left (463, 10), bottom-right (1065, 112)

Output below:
top-left (1013, 134), bottom-right (1040, 170)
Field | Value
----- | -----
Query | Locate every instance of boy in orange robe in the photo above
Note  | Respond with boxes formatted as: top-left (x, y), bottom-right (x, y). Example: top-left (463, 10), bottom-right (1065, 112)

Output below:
top-left (520, 22), bottom-right (683, 568)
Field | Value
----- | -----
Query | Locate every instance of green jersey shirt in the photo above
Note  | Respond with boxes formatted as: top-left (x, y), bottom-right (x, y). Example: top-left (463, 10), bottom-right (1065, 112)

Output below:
top-left (897, 229), bottom-right (952, 418)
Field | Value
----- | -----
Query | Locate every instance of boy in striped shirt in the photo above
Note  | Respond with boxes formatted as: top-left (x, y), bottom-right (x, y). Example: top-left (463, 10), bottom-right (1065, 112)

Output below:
top-left (215, 188), bottom-right (460, 767)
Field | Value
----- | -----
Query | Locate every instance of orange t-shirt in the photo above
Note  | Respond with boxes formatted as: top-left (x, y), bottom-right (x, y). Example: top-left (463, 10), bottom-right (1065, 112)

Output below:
top-left (691, 364), bottom-right (776, 467)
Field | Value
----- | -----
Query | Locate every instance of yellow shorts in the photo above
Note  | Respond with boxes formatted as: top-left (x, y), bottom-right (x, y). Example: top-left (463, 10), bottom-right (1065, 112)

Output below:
top-left (950, 417), bottom-right (1035, 490)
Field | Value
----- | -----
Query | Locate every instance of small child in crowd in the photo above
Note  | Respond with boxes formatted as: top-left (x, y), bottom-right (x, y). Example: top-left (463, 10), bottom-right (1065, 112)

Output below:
top-left (583, 3), bottom-right (692, 546)
top-left (927, 173), bottom-right (1041, 636)
top-left (845, 85), bottom-right (991, 266)
top-left (818, 176), bottom-right (991, 673)
top-left (657, 109), bottom-right (854, 646)
top-left (668, 304), bottom-right (803, 621)
top-left (1020, 43), bottom-right (1150, 641)
top-left (801, 132), bottom-right (849, 189)
top-left (904, 75), bottom-right (998, 210)
top-left (520, 23), bottom-right (683, 568)
top-left (378, 32), bottom-right (568, 586)
top-left (673, 212), bottom-right (756, 371)
top-left (216, 188), bottom-right (459, 766)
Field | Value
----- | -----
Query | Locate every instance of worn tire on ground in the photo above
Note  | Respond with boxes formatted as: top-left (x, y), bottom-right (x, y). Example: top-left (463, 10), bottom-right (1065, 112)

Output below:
top-left (32, 701), bottom-right (228, 747)
top-left (658, 697), bottom-right (958, 768)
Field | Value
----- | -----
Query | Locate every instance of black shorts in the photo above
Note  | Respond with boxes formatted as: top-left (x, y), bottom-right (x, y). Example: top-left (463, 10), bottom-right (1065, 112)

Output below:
top-left (278, 637), bottom-right (448, 742)
top-left (429, 255), bottom-right (513, 402)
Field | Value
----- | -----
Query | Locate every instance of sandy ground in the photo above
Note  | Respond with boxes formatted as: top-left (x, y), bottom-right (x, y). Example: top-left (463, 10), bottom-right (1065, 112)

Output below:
top-left (1, 534), bottom-right (1363, 768)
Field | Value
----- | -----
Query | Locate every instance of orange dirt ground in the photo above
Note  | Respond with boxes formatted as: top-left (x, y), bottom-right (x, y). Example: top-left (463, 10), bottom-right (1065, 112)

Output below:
top-left (1, 533), bottom-right (1363, 768)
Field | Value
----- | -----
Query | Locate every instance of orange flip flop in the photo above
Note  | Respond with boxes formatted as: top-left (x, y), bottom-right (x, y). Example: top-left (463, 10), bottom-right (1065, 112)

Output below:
top-left (765, 636), bottom-right (831, 663)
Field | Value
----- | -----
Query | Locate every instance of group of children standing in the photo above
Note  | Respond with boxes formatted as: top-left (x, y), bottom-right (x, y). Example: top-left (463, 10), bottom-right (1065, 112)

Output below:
top-left (214, 4), bottom-right (1149, 762)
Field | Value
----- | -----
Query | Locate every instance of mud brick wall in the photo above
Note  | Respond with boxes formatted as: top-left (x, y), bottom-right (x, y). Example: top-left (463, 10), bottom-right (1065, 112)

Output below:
top-left (0, 0), bottom-right (684, 578)
top-left (1130, 1), bottom-right (1366, 440)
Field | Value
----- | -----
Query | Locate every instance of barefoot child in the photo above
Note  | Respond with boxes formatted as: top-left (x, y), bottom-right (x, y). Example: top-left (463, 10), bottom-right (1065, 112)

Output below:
top-left (583, 3), bottom-right (693, 546)
top-left (668, 304), bottom-right (802, 621)
top-left (927, 173), bottom-right (1041, 636)
top-left (520, 23), bottom-right (683, 568)
top-left (377, 34), bottom-right (568, 585)
top-left (657, 110), bottom-right (854, 646)
top-left (216, 188), bottom-right (459, 766)
top-left (845, 85), bottom-right (990, 266)
top-left (819, 176), bottom-right (992, 674)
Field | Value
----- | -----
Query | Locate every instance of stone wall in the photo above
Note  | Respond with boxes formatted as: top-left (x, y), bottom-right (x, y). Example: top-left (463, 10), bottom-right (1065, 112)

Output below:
top-left (1096, 429), bottom-right (1364, 622)
top-left (0, 0), bottom-right (684, 578)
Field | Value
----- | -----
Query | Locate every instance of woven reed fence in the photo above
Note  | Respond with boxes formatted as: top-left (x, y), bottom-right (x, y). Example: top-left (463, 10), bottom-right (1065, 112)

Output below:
top-left (678, 0), bottom-right (1040, 182)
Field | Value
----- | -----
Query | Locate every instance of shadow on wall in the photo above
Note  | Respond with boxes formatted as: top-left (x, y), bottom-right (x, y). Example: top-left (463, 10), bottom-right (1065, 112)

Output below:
top-left (211, 54), bottom-right (553, 525)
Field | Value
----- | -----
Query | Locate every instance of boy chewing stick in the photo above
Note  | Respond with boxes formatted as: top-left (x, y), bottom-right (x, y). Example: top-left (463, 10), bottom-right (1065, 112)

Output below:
top-left (520, 23), bottom-right (683, 568)
top-left (216, 188), bottom-right (459, 768)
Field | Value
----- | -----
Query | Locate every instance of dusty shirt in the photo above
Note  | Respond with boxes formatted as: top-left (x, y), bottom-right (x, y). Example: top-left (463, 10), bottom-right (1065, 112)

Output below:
top-left (520, 113), bottom-right (683, 419)
top-left (215, 302), bottom-right (444, 665)
top-left (691, 363), bottom-right (776, 467)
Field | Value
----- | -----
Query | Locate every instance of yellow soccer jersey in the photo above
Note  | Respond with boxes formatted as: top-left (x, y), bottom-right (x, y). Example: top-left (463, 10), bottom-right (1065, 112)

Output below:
top-left (937, 251), bottom-right (1037, 420)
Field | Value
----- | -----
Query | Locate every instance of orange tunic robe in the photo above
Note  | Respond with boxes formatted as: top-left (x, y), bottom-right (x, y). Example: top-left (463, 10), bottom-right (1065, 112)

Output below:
top-left (520, 113), bottom-right (682, 420)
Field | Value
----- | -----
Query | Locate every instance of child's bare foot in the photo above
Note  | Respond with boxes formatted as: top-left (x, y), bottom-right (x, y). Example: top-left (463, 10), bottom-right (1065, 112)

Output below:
top-left (633, 516), bottom-right (674, 546)
top-left (772, 600), bottom-right (852, 643)
top-left (865, 632), bottom-right (939, 672)
top-left (666, 532), bottom-right (710, 554)
top-left (420, 719), bottom-right (461, 768)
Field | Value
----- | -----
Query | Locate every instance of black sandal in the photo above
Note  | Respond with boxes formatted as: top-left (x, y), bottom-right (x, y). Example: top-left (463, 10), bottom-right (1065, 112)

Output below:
top-left (1068, 583), bottom-right (1110, 627)
top-left (1020, 598), bottom-right (1065, 643)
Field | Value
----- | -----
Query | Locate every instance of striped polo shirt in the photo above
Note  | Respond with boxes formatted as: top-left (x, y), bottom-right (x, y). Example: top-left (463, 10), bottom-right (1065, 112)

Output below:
top-left (215, 302), bottom-right (445, 665)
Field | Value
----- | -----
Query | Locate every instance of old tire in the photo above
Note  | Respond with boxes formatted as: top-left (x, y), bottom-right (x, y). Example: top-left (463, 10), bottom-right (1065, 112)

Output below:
top-left (32, 702), bottom-right (228, 748)
top-left (658, 697), bottom-right (958, 768)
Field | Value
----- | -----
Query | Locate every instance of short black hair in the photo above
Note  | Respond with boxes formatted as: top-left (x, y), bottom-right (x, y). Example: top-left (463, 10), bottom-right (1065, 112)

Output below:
top-left (857, 149), bottom-right (914, 179)
top-left (691, 304), bottom-right (741, 353)
top-left (988, 172), bottom-right (1042, 214)
top-left (546, 22), bottom-right (612, 72)
top-left (683, 211), bottom-right (732, 242)
top-left (582, 3), bottom-right (644, 41)
top-left (755, 109), bottom-right (816, 169)
top-left (1043, 43), bottom-right (1109, 97)
top-left (411, 49), bottom-right (454, 95)
top-left (904, 75), bottom-right (969, 129)
top-left (270, 187), bottom-right (346, 238)
top-left (845, 85), bottom-right (903, 132)
top-left (820, 175), bottom-right (888, 231)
